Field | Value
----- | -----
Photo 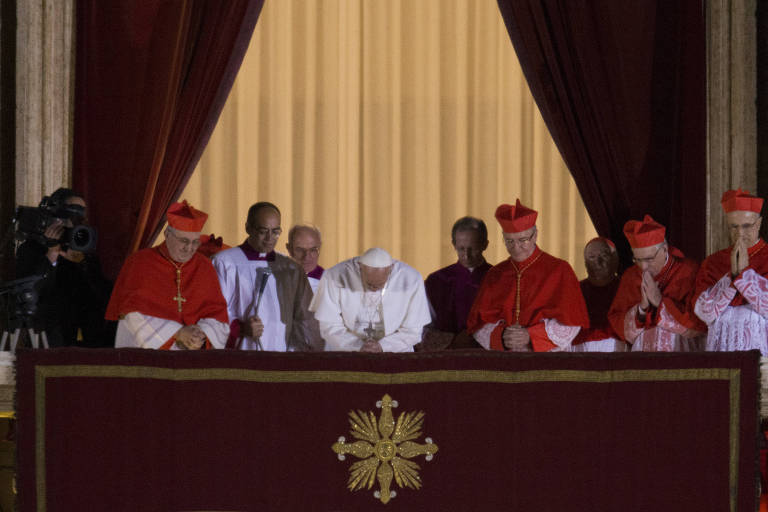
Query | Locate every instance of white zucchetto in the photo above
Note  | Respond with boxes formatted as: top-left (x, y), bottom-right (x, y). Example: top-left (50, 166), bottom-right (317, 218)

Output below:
top-left (358, 247), bottom-right (393, 268)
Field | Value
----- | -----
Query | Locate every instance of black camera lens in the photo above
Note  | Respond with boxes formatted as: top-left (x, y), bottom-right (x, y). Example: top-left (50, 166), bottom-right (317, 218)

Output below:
top-left (65, 225), bottom-right (97, 253)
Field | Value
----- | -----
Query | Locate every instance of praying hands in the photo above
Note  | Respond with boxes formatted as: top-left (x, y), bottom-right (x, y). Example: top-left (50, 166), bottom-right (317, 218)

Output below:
top-left (640, 271), bottom-right (662, 309)
top-left (730, 237), bottom-right (749, 277)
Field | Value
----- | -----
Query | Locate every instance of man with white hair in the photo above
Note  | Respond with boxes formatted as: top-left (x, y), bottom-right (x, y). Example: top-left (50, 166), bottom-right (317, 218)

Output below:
top-left (286, 224), bottom-right (324, 293)
top-left (310, 247), bottom-right (431, 352)
top-left (694, 189), bottom-right (768, 355)
top-left (608, 215), bottom-right (704, 351)
top-left (467, 199), bottom-right (588, 352)
top-left (106, 200), bottom-right (229, 349)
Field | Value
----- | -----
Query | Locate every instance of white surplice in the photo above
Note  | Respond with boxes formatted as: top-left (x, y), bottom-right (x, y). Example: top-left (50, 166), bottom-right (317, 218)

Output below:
top-left (115, 313), bottom-right (229, 349)
top-left (695, 269), bottom-right (768, 355)
top-left (310, 257), bottom-right (431, 352)
top-left (307, 275), bottom-right (321, 294)
top-left (213, 249), bottom-right (287, 351)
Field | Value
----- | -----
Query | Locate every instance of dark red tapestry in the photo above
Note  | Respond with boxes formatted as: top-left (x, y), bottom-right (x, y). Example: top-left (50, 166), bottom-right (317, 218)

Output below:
top-left (16, 349), bottom-right (759, 512)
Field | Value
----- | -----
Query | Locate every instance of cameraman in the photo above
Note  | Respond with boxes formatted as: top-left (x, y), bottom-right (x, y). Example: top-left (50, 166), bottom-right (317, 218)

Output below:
top-left (15, 188), bottom-right (116, 347)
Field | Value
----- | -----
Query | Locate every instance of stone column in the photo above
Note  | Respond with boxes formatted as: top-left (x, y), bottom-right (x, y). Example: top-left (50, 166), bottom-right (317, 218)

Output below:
top-left (707, 0), bottom-right (758, 253)
top-left (15, 0), bottom-right (75, 207)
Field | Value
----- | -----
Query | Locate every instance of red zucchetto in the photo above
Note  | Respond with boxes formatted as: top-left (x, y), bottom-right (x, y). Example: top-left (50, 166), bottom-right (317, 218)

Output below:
top-left (495, 199), bottom-right (538, 233)
top-left (623, 215), bottom-right (666, 249)
top-left (720, 188), bottom-right (763, 214)
top-left (167, 200), bottom-right (208, 232)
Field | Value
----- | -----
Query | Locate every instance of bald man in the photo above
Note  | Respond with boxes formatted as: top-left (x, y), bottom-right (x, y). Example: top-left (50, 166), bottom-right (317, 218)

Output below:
top-left (286, 224), bottom-right (324, 293)
top-left (568, 237), bottom-right (627, 352)
top-left (213, 202), bottom-right (322, 351)
top-left (309, 247), bottom-right (431, 352)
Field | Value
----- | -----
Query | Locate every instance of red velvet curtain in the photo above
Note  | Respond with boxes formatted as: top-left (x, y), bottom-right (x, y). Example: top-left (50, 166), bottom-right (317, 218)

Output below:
top-left (496, 1), bottom-right (706, 265)
top-left (73, 0), bottom-right (264, 279)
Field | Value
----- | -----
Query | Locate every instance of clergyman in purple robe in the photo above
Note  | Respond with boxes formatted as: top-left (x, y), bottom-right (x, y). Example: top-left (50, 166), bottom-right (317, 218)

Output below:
top-left (417, 216), bottom-right (491, 351)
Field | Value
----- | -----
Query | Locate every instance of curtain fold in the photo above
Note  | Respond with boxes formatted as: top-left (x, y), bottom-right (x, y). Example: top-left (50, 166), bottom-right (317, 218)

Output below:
top-left (496, 0), bottom-right (706, 264)
top-left (182, 0), bottom-right (598, 279)
top-left (72, 0), bottom-right (265, 279)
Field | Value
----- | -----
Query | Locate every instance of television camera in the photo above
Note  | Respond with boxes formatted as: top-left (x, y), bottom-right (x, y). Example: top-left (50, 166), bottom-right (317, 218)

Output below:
top-left (13, 195), bottom-right (97, 252)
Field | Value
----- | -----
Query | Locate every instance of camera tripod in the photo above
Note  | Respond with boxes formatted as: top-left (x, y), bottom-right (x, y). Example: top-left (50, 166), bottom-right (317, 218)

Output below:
top-left (0, 318), bottom-right (48, 352)
top-left (0, 275), bottom-right (48, 352)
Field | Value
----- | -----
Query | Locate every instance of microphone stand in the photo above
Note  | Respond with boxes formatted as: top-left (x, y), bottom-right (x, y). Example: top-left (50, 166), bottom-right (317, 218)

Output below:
top-left (239, 267), bottom-right (271, 350)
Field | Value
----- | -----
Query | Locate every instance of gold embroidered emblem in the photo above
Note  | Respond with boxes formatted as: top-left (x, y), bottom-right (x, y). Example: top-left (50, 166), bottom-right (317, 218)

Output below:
top-left (332, 394), bottom-right (438, 504)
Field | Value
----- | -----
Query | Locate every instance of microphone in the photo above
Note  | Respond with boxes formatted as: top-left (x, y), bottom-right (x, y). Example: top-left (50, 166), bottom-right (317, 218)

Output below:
top-left (241, 267), bottom-right (272, 351)
top-left (254, 267), bottom-right (272, 315)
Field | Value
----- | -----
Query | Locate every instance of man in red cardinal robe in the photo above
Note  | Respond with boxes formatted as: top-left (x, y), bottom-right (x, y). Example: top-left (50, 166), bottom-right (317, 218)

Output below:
top-left (694, 189), bottom-right (768, 355)
top-left (608, 215), bottom-right (704, 351)
top-left (105, 201), bottom-right (229, 349)
top-left (466, 199), bottom-right (588, 352)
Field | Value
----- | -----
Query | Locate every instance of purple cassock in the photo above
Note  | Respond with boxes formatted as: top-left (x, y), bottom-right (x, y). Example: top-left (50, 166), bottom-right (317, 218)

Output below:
top-left (424, 261), bottom-right (492, 333)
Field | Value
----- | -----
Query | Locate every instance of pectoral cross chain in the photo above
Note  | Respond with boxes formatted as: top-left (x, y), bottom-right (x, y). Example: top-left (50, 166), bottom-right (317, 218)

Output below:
top-left (172, 267), bottom-right (186, 313)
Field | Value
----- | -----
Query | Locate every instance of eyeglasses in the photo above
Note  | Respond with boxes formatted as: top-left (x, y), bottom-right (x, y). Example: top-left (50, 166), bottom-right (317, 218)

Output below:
top-left (503, 230), bottom-right (536, 248)
top-left (291, 246), bottom-right (319, 257)
top-left (728, 218), bottom-right (761, 232)
top-left (632, 245), bottom-right (666, 265)
top-left (254, 227), bottom-right (283, 238)
top-left (168, 229), bottom-right (201, 249)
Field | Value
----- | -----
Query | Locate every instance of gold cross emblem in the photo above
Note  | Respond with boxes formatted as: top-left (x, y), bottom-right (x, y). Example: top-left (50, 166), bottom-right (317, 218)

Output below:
top-left (332, 394), bottom-right (438, 504)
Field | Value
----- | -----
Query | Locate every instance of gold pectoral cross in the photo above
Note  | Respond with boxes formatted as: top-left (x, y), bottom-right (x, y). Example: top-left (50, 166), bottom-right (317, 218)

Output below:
top-left (172, 267), bottom-right (186, 312)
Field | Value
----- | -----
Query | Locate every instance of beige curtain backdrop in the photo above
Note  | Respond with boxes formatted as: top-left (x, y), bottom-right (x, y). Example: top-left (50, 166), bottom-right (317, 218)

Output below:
top-left (181, 0), bottom-right (597, 278)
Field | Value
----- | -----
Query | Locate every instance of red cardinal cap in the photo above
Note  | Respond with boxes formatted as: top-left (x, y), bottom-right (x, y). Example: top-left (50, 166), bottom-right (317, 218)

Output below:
top-left (720, 188), bottom-right (763, 214)
top-left (623, 214), bottom-right (666, 249)
top-left (167, 200), bottom-right (208, 232)
top-left (495, 199), bottom-right (538, 233)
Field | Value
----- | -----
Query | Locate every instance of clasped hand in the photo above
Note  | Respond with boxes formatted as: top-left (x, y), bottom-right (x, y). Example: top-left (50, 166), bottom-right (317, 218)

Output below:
top-left (174, 325), bottom-right (205, 350)
top-left (417, 329), bottom-right (454, 352)
top-left (360, 338), bottom-right (383, 353)
top-left (502, 324), bottom-right (531, 352)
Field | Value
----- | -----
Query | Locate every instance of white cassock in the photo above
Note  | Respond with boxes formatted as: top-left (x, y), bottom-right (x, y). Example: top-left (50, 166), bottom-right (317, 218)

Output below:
top-left (213, 248), bottom-right (287, 351)
top-left (310, 257), bottom-right (431, 352)
top-left (695, 269), bottom-right (768, 355)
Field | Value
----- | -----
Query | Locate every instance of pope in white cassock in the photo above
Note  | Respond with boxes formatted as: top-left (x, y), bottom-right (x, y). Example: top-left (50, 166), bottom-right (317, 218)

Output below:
top-left (310, 247), bottom-right (431, 352)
